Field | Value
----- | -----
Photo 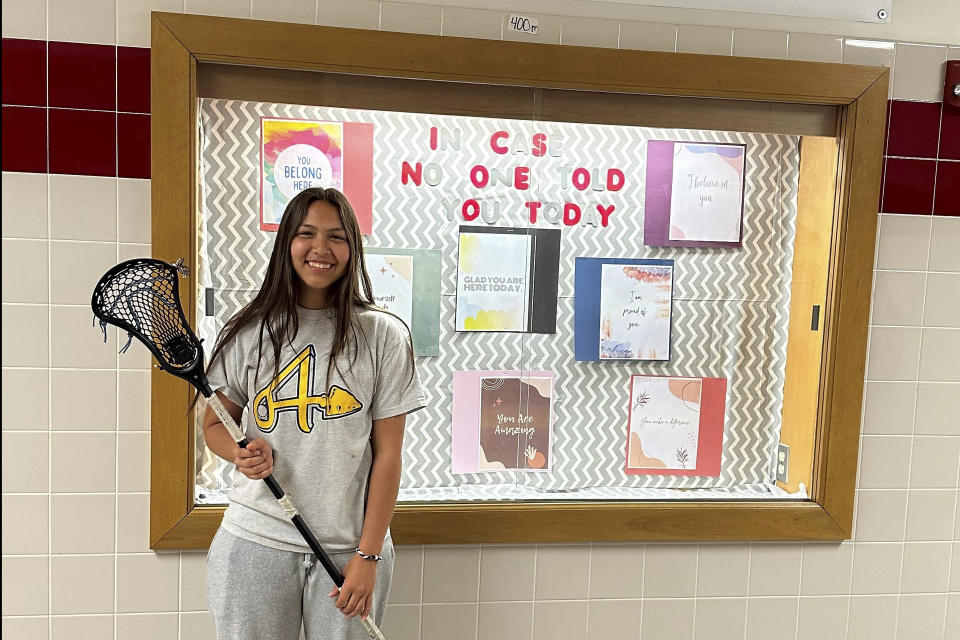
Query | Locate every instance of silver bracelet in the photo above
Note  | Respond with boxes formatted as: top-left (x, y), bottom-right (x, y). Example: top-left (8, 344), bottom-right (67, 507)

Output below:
top-left (355, 547), bottom-right (382, 562)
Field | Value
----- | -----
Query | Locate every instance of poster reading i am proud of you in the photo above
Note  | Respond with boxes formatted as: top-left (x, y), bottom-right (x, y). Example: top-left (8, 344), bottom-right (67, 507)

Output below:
top-left (598, 262), bottom-right (673, 360)
top-left (574, 257), bottom-right (674, 361)
top-left (260, 117), bottom-right (374, 233)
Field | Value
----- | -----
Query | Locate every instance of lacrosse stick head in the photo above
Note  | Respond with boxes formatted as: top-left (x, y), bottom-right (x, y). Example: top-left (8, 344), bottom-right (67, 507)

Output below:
top-left (91, 258), bottom-right (212, 396)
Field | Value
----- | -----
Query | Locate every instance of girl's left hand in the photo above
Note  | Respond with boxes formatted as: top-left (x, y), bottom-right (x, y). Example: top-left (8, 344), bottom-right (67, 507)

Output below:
top-left (330, 555), bottom-right (377, 619)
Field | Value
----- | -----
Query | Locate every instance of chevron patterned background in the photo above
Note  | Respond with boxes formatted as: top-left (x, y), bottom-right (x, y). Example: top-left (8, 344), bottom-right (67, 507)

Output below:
top-left (194, 98), bottom-right (800, 503)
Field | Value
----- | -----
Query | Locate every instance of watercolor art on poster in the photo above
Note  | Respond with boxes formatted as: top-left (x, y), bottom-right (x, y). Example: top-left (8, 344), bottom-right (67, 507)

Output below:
top-left (644, 140), bottom-right (746, 248)
top-left (366, 254), bottom-right (414, 330)
top-left (261, 119), bottom-right (343, 229)
top-left (260, 118), bottom-right (374, 233)
top-left (669, 143), bottom-right (745, 243)
top-left (451, 371), bottom-right (555, 474)
top-left (456, 231), bottom-right (531, 332)
top-left (626, 375), bottom-right (726, 477)
top-left (599, 263), bottom-right (673, 360)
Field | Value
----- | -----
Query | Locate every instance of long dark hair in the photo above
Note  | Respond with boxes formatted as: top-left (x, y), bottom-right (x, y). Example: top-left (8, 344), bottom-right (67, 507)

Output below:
top-left (206, 187), bottom-right (411, 396)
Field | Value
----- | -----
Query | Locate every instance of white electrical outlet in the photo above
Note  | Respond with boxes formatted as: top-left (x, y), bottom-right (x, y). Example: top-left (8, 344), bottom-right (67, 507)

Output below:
top-left (776, 443), bottom-right (790, 483)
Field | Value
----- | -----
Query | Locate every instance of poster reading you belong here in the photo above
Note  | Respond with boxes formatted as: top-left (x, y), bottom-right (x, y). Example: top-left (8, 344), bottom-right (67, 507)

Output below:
top-left (260, 118), bottom-right (374, 233)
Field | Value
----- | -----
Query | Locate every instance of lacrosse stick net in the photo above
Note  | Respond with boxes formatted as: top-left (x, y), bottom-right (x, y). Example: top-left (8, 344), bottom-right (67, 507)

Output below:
top-left (91, 258), bottom-right (387, 640)
top-left (91, 258), bottom-right (212, 391)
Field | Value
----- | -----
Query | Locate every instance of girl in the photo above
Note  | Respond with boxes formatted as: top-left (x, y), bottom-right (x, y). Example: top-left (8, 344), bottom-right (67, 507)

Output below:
top-left (202, 187), bottom-right (424, 639)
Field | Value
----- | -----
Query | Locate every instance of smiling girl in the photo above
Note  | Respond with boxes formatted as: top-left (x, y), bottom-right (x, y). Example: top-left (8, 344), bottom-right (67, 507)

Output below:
top-left (201, 187), bottom-right (424, 639)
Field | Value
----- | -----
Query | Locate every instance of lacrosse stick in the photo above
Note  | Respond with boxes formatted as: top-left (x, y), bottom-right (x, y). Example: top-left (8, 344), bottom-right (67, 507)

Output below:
top-left (91, 258), bottom-right (387, 640)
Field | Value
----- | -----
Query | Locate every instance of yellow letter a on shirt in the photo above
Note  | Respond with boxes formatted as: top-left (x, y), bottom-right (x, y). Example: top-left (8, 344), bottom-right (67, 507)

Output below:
top-left (253, 345), bottom-right (362, 434)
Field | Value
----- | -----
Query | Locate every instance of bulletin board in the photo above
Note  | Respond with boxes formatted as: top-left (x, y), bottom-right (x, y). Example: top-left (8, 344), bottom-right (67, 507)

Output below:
top-left (148, 12), bottom-right (887, 547)
top-left (193, 99), bottom-right (801, 502)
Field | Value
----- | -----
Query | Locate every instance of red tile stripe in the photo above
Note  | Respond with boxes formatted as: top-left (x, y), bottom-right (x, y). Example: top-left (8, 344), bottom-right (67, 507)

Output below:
top-left (881, 98), bottom-right (959, 216)
top-left (2, 38), bottom-right (150, 177)
top-left (2, 37), bottom-right (958, 217)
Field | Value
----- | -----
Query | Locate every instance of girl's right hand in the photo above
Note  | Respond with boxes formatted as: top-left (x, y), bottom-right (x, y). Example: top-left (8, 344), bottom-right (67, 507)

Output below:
top-left (234, 438), bottom-right (274, 479)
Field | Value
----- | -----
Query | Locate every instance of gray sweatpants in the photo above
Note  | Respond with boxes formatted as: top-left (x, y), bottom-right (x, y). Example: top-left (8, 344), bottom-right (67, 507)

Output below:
top-left (206, 527), bottom-right (394, 640)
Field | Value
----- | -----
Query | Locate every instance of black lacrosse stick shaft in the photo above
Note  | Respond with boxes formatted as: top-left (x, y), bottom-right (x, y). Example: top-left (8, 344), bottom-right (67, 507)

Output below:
top-left (232, 433), bottom-right (346, 588)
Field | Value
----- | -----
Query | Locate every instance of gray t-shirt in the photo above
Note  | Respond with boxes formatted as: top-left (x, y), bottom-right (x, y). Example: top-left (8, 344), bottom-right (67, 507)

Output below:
top-left (207, 305), bottom-right (424, 552)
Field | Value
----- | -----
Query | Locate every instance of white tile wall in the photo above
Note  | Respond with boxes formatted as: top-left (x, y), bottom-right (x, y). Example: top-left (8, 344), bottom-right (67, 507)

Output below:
top-left (561, 15), bottom-right (619, 48)
top-left (316, 0), bottom-right (380, 30)
top-left (694, 597), bottom-right (747, 640)
top-left (478, 545), bottom-right (535, 601)
top-left (2, 3), bottom-right (958, 639)
top-left (1, 495), bottom-right (49, 554)
top-left (640, 598), bottom-right (694, 639)
top-left (893, 43), bottom-right (949, 102)
top-left (184, 0), bottom-right (250, 19)
top-left (47, 0), bottom-right (116, 45)
top-left (800, 543), bottom-right (854, 596)
top-left (251, 0), bottom-right (316, 24)
top-left (587, 599), bottom-right (642, 639)
top-left (855, 490), bottom-right (909, 542)
top-left (746, 597), bottom-right (798, 640)
top-left (441, 7), bottom-right (501, 40)
top-left (797, 595), bottom-right (849, 640)
top-left (533, 600), bottom-right (589, 639)
top-left (2, 240), bottom-right (48, 303)
top-left (1, 0), bottom-right (47, 39)
top-left (788, 32), bottom-right (843, 63)
top-left (748, 543), bottom-right (802, 595)
top-left (588, 543), bottom-right (643, 599)
top-left (117, 0), bottom-right (186, 48)
top-left (534, 544), bottom-right (590, 600)
top-left (619, 20), bottom-right (676, 53)
top-left (732, 28), bottom-right (788, 59)
top-left (677, 24), bottom-right (732, 55)
top-left (1, 368), bottom-right (49, 429)
top-left (50, 494), bottom-right (116, 553)
top-left (848, 594), bottom-right (899, 640)
top-left (477, 601), bottom-right (534, 640)
top-left (896, 594), bottom-right (947, 640)
top-left (381, 1), bottom-right (441, 35)
top-left (696, 544), bottom-right (750, 597)
top-left (50, 615), bottom-right (114, 638)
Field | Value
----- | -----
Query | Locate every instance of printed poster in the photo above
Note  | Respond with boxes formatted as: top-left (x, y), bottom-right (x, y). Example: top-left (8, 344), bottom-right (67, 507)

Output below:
top-left (456, 231), bottom-right (532, 332)
top-left (365, 247), bottom-right (442, 357)
top-left (574, 257), bottom-right (674, 361)
top-left (669, 143), bottom-right (745, 242)
top-left (451, 370), bottom-right (555, 474)
top-left (599, 263), bottom-right (673, 360)
top-left (260, 117), bottom-right (374, 233)
top-left (366, 254), bottom-right (414, 330)
top-left (644, 140), bottom-right (746, 248)
top-left (625, 375), bottom-right (726, 476)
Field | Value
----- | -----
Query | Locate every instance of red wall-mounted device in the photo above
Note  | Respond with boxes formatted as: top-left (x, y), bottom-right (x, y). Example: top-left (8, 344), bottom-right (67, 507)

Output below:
top-left (945, 60), bottom-right (960, 111)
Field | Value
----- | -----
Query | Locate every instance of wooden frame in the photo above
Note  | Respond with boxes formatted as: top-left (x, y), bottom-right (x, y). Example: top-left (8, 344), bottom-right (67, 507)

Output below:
top-left (150, 12), bottom-right (886, 548)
